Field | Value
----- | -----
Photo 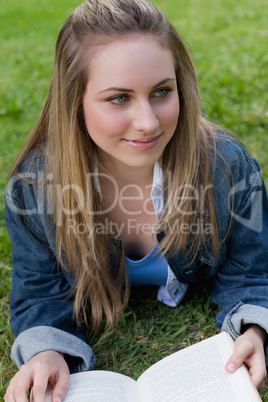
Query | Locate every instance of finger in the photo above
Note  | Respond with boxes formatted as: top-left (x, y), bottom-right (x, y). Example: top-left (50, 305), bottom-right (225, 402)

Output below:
top-left (5, 365), bottom-right (34, 402)
top-left (31, 364), bottom-right (52, 402)
top-left (225, 339), bottom-right (254, 374)
top-left (251, 376), bottom-right (266, 390)
top-left (4, 379), bottom-right (16, 402)
top-left (4, 390), bottom-right (15, 402)
top-left (257, 380), bottom-right (266, 390)
top-left (4, 383), bottom-right (16, 402)
top-left (52, 370), bottom-right (71, 402)
top-left (248, 358), bottom-right (267, 390)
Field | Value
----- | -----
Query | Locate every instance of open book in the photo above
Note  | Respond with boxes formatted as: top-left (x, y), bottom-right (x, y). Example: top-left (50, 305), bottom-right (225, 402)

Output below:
top-left (31, 332), bottom-right (261, 402)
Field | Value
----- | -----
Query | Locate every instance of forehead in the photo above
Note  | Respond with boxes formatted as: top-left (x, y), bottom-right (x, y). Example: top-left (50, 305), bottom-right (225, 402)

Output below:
top-left (85, 34), bottom-right (176, 88)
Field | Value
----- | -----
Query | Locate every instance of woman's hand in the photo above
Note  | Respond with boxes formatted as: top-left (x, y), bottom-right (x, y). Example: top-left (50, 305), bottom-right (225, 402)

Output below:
top-left (225, 325), bottom-right (267, 389)
top-left (4, 350), bottom-right (70, 402)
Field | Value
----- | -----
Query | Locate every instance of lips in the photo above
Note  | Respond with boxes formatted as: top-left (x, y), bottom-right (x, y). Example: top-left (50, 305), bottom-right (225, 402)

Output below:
top-left (122, 134), bottom-right (161, 150)
top-left (129, 135), bottom-right (160, 143)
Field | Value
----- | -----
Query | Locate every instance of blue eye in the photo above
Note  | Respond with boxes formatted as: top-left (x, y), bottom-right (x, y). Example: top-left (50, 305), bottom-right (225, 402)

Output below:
top-left (109, 95), bottom-right (129, 105)
top-left (154, 88), bottom-right (172, 97)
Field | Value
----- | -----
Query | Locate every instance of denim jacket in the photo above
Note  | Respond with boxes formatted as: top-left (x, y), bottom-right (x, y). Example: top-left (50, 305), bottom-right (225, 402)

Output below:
top-left (5, 131), bottom-right (268, 372)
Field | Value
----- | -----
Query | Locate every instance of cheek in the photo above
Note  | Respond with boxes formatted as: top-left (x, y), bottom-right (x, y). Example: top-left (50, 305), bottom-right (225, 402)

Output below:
top-left (159, 98), bottom-right (180, 129)
top-left (83, 105), bottom-right (129, 141)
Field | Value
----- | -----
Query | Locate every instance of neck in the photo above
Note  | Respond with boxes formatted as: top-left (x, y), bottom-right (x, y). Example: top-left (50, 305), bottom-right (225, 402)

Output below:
top-left (99, 158), bottom-right (155, 189)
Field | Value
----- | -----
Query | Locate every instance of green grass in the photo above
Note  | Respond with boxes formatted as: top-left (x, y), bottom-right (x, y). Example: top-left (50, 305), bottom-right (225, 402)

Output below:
top-left (0, 0), bottom-right (268, 400)
top-left (88, 286), bottom-right (220, 376)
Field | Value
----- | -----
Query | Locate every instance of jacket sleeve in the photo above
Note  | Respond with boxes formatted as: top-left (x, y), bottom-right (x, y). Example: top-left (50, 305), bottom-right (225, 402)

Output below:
top-left (212, 145), bottom-right (268, 342)
top-left (5, 168), bottom-right (96, 372)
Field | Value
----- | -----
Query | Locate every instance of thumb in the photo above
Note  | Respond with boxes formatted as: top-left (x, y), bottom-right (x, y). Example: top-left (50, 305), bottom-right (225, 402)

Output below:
top-left (225, 341), bottom-right (251, 374)
top-left (225, 351), bottom-right (246, 374)
top-left (225, 357), bottom-right (239, 374)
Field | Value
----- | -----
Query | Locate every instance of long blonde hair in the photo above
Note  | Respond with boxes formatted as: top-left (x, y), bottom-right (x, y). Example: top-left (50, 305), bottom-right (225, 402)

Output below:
top-left (10, 0), bottom-right (219, 330)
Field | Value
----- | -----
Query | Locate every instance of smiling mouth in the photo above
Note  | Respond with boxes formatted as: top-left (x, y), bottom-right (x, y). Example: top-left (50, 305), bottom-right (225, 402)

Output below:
top-left (122, 134), bottom-right (162, 150)
top-left (124, 134), bottom-right (161, 143)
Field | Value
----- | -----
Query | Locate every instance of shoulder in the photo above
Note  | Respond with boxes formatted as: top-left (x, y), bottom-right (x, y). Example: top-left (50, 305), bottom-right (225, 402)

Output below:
top-left (16, 145), bottom-right (46, 174)
top-left (201, 130), bottom-right (267, 242)
top-left (206, 130), bottom-right (263, 195)
top-left (213, 130), bottom-right (261, 174)
top-left (5, 146), bottom-right (47, 209)
top-left (4, 146), bottom-right (54, 244)
top-left (210, 130), bottom-right (265, 224)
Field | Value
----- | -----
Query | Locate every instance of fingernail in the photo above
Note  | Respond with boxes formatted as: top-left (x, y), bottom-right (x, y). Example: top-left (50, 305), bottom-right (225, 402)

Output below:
top-left (55, 397), bottom-right (62, 402)
top-left (227, 363), bottom-right (236, 373)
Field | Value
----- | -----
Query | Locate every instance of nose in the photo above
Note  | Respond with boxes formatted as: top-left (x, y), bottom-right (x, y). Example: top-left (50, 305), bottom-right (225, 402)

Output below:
top-left (132, 100), bottom-right (160, 134)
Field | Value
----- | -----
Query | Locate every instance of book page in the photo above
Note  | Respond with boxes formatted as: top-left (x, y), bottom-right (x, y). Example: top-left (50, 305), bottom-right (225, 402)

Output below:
top-left (137, 332), bottom-right (261, 402)
top-left (32, 371), bottom-right (140, 402)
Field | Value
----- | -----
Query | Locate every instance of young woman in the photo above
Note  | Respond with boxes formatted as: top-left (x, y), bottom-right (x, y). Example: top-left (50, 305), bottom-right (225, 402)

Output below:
top-left (4, 0), bottom-right (268, 401)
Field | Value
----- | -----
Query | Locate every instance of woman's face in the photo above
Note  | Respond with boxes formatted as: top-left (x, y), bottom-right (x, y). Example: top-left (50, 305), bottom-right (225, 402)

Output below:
top-left (82, 35), bottom-right (180, 172)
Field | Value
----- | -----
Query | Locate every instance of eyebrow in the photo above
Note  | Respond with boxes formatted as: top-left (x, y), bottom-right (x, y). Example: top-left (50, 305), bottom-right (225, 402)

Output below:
top-left (98, 78), bottom-right (176, 94)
